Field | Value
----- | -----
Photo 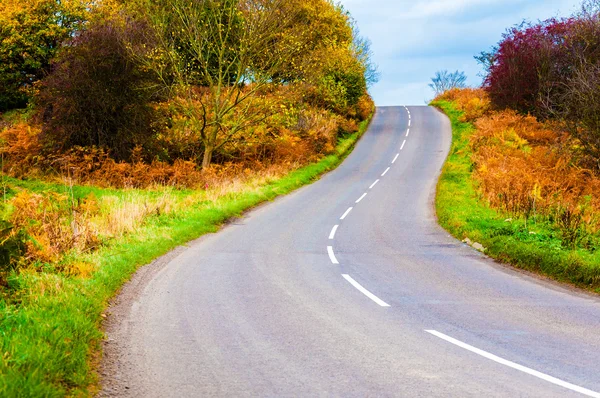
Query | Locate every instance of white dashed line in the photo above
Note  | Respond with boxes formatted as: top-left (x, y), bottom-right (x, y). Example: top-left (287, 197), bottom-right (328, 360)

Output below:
top-left (408, 120), bottom-right (411, 127)
top-left (342, 274), bottom-right (391, 307)
top-left (406, 128), bottom-right (410, 137)
top-left (392, 154), bottom-right (399, 164)
top-left (425, 330), bottom-right (600, 398)
top-left (400, 140), bottom-right (406, 150)
top-left (381, 167), bottom-right (391, 177)
top-left (329, 225), bottom-right (339, 240)
top-left (327, 246), bottom-right (339, 264)
top-left (340, 207), bottom-right (353, 220)
top-left (369, 179), bottom-right (380, 189)
top-left (356, 193), bottom-right (367, 203)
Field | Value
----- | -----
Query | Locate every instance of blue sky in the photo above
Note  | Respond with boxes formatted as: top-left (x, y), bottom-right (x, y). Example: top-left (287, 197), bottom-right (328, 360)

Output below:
top-left (339, 0), bottom-right (583, 105)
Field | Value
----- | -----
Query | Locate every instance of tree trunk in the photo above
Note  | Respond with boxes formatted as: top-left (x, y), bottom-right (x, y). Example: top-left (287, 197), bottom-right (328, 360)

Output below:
top-left (201, 144), bottom-right (214, 169)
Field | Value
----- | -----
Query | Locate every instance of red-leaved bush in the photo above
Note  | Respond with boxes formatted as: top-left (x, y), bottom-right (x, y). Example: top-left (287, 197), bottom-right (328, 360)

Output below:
top-left (483, 19), bottom-right (572, 116)
top-left (483, 5), bottom-right (600, 169)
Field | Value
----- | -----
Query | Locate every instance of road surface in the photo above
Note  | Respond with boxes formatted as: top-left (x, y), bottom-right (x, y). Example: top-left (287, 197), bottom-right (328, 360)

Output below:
top-left (101, 106), bottom-right (600, 397)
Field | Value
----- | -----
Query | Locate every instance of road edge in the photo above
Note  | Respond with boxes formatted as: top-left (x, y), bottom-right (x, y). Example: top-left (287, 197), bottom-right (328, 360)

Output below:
top-left (432, 100), bottom-right (600, 296)
top-left (96, 110), bottom-right (375, 395)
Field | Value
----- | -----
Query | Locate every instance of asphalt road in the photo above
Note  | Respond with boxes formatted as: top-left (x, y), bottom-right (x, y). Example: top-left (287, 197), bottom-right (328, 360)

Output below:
top-left (101, 106), bottom-right (600, 397)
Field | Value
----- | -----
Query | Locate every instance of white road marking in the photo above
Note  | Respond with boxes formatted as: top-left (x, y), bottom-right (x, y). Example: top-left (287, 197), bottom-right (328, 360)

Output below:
top-left (425, 330), bottom-right (600, 398)
top-left (356, 193), bottom-right (367, 203)
top-left (327, 246), bottom-right (339, 264)
top-left (342, 274), bottom-right (391, 307)
top-left (408, 120), bottom-right (411, 127)
top-left (340, 207), bottom-right (353, 220)
top-left (392, 154), bottom-right (399, 164)
top-left (406, 128), bottom-right (410, 137)
top-left (381, 167), bottom-right (391, 177)
top-left (400, 140), bottom-right (406, 150)
top-left (329, 225), bottom-right (339, 240)
top-left (369, 179), bottom-right (380, 189)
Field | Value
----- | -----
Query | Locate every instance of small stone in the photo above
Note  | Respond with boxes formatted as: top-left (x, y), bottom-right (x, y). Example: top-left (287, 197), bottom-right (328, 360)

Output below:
top-left (504, 218), bottom-right (513, 222)
top-left (462, 237), bottom-right (473, 246)
top-left (472, 242), bottom-right (486, 252)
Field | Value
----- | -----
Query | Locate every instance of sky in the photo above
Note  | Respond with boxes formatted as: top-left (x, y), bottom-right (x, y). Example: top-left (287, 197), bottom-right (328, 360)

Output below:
top-left (339, 0), bottom-right (583, 106)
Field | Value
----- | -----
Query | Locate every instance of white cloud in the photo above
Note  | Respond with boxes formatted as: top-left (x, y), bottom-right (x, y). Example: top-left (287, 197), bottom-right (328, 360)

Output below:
top-left (339, 0), bottom-right (581, 105)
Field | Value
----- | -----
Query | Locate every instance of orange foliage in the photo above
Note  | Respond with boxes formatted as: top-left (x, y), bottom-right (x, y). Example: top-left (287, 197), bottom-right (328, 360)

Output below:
top-left (443, 88), bottom-right (600, 237)
top-left (0, 83), bottom-right (371, 191)
top-left (0, 122), bottom-right (43, 177)
top-left (355, 94), bottom-right (376, 122)
top-left (10, 191), bottom-right (101, 265)
top-left (436, 88), bottom-right (491, 122)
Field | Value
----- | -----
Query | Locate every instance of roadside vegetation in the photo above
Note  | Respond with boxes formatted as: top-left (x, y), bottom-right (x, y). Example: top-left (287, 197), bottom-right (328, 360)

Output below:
top-left (433, 0), bottom-right (600, 293)
top-left (0, 0), bottom-right (376, 395)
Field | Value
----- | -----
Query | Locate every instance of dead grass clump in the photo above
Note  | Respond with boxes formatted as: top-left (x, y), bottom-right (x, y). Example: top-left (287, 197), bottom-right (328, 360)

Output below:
top-left (1, 187), bottom-right (189, 277)
top-left (295, 108), bottom-right (340, 155)
top-left (435, 88), bottom-right (491, 122)
top-left (9, 191), bottom-right (101, 264)
top-left (93, 192), bottom-right (177, 238)
top-left (0, 123), bottom-right (43, 177)
top-left (45, 147), bottom-right (205, 189)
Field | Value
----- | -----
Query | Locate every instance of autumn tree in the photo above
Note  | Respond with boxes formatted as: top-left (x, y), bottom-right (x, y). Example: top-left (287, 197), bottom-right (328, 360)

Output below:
top-left (265, 0), bottom-right (372, 112)
top-left (0, 0), bottom-right (90, 110)
top-left (136, 0), bottom-right (374, 167)
top-left (137, 0), bottom-right (308, 167)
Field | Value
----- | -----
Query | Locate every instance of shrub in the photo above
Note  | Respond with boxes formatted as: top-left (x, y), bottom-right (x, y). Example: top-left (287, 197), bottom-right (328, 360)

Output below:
top-left (481, 7), bottom-right (600, 168)
top-left (435, 88), bottom-right (490, 122)
top-left (551, 63), bottom-right (600, 170)
top-left (0, 122), bottom-right (43, 177)
top-left (440, 89), bottom-right (600, 246)
top-left (39, 16), bottom-right (163, 161)
top-left (468, 108), bottom-right (600, 237)
top-left (482, 19), bottom-right (572, 116)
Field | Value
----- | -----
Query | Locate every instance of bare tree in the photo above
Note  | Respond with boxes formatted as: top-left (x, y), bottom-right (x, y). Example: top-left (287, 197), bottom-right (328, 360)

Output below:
top-left (539, 1), bottom-right (600, 170)
top-left (550, 62), bottom-right (600, 170)
top-left (351, 24), bottom-right (379, 87)
top-left (143, 0), bottom-right (303, 168)
top-left (429, 70), bottom-right (468, 96)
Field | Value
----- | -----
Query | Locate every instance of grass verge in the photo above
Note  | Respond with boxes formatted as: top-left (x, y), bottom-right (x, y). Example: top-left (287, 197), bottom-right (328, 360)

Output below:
top-left (433, 100), bottom-right (600, 293)
top-left (0, 115), bottom-right (372, 397)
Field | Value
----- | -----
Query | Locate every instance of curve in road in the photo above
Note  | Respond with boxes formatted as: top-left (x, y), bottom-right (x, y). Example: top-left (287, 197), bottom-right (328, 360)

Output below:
top-left (101, 106), bottom-right (600, 397)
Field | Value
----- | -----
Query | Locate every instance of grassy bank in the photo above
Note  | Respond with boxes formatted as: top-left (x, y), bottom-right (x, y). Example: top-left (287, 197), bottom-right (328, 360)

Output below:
top-left (433, 100), bottom-right (600, 293)
top-left (0, 115), bottom-right (372, 397)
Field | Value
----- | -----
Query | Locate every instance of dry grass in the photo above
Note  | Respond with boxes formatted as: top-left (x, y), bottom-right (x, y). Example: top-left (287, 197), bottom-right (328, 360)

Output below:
top-left (435, 88), bottom-right (491, 122)
top-left (0, 158), bottom-right (304, 279)
top-left (0, 101), bottom-right (349, 190)
top-left (435, 88), bottom-right (600, 245)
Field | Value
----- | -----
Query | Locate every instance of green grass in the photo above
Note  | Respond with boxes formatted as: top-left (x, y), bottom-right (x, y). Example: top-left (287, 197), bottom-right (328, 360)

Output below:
top-left (433, 100), bottom-right (600, 292)
top-left (0, 116), bottom-right (372, 397)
